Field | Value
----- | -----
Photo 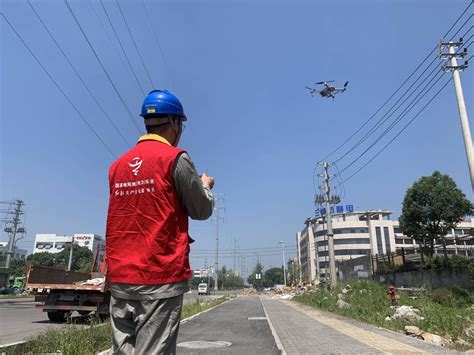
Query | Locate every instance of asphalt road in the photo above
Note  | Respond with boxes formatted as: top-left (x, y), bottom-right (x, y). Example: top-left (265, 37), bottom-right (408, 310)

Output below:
top-left (0, 290), bottom-right (242, 346)
top-left (177, 296), bottom-right (279, 354)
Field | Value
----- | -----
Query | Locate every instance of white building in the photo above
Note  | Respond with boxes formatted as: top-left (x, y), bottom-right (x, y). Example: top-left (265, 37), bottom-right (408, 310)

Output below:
top-left (0, 241), bottom-right (28, 260)
top-left (34, 233), bottom-right (105, 261)
top-left (296, 210), bottom-right (473, 282)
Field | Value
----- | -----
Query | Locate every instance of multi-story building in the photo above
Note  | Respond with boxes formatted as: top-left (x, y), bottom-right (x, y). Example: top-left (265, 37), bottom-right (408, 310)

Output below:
top-left (34, 233), bottom-right (105, 262)
top-left (0, 241), bottom-right (28, 260)
top-left (296, 210), bottom-right (473, 282)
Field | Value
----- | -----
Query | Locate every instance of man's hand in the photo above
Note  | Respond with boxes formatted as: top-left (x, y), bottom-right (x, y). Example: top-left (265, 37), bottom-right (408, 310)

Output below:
top-left (201, 172), bottom-right (214, 189)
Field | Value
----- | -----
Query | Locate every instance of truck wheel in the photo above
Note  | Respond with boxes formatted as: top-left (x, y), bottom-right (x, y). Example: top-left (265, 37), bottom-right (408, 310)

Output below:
top-left (47, 311), bottom-right (67, 323)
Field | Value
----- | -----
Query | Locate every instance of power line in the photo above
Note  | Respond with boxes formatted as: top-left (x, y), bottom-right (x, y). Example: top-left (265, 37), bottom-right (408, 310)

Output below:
top-left (90, 0), bottom-right (146, 96)
top-left (0, 12), bottom-right (117, 158)
top-left (339, 69), bottom-right (447, 174)
top-left (64, 0), bottom-right (143, 134)
top-left (115, 0), bottom-right (155, 89)
top-left (319, 1), bottom-right (473, 162)
top-left (141, 0), bottom-right (176, 90)
top-left (27, 0), bottom-right (132, 148)
top-left (338, 76), bottom-right (454, 185)
top-left (337, 38), bottom-right (472, 175)
top-left (334, 26), bottom-right (472, 166)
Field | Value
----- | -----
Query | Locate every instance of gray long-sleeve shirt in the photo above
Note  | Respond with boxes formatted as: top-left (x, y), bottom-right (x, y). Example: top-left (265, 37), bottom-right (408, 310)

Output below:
top-left (111, 151), bottom-right (214, 300)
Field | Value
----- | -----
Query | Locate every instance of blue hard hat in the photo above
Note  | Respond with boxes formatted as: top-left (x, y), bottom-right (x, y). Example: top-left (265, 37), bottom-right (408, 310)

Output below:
top-left (140, 89), bottom-right (187, 121)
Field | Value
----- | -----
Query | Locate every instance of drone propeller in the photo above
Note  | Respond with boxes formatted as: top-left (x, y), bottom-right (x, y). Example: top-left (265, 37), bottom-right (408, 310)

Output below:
top-left (344, 81), bottom-right (349, 87)
top-left (315, 80), bottom-right (335, 85)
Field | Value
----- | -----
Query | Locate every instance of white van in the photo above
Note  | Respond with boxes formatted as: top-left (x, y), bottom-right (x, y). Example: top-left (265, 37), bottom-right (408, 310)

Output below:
top-left (198, 283), bottom-right (210, 295)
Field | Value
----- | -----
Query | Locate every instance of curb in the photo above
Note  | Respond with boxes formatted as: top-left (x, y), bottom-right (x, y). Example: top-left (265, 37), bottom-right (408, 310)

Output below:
top-left (179, 296), bottom-right (236, 325)
top-left (96, 296), bottom-right (236, 355)
top-left (259, 296), bottom-right (287, 355)
top-left (0, 297), bottom-right (35, 304)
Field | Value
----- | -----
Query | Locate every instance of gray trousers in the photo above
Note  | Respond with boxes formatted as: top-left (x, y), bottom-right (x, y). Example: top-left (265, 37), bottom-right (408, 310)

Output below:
top-left (110, 294), bottom-right (184, 355)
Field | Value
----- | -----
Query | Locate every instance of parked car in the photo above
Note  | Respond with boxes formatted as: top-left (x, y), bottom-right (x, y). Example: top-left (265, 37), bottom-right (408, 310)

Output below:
top-left (198, 283), bottom-right (210, 295)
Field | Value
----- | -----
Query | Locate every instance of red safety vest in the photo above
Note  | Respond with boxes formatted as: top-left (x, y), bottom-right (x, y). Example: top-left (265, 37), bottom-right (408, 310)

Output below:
top-left (105, 135), bottom-right (191, 285)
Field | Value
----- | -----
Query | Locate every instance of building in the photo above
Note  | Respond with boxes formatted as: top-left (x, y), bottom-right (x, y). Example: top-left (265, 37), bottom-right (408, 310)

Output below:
top-left (296, 209), bottom-right (473, 282)
top-left (0, 241), bottom-right (28, 260)
top-left (33, 233), bottom-right (105, 261)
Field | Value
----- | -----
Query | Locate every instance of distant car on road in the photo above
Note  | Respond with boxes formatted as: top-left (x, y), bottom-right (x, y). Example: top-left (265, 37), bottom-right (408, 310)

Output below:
top-left (198, 283), bottom-right (210, 295)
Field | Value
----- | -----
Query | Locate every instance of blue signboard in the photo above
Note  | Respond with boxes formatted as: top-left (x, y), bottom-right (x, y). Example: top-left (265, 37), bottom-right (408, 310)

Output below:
top-left (315, 204), bottom-right (354, 216)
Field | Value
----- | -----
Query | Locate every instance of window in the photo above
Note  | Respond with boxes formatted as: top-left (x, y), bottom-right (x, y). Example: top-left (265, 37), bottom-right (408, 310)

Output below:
top-left (334, 238), bottom-right (370, 245)
top-left (384, 227), bottom-right (391, 253)
top-left (317, 240), bottom-right (328, 247)
top-left (394, 227), bottom-right (402, 234)
top-left (36, 242), bottom-right (53, 250)
top-left (55, 242), bottom-right (66, 250)
top-left (395, 238), bottom-right (405, 245)
top-left (376, 227), bottom-right (383, 254)
top-left (335, 249), bottom-right (370, 256)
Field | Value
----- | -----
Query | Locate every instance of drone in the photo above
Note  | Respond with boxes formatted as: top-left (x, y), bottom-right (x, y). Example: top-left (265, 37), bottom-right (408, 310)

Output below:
top-left (306, 80), bottom-right (349, 99)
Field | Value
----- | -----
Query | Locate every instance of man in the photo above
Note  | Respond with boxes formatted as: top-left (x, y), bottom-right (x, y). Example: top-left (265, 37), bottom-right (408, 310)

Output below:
top-left (105, 89), bottom-right (214, 354)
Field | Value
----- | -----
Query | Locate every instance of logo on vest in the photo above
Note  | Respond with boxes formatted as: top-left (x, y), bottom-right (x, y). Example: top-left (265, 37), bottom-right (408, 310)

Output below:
top-left (129, 157), bottom-right (143, 176)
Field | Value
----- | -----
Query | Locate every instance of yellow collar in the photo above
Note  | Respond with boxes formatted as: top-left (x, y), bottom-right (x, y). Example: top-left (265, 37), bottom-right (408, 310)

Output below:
top-left (137, 134), bottom-right (171, 146)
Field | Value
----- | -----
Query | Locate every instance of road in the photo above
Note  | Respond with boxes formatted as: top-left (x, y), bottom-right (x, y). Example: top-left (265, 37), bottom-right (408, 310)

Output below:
top-left (0, 290), bottom-right (240, 346)
top-left (177, 295), bottom-right (456, 354)
top-left (2, 293), bottom-right (455, 353)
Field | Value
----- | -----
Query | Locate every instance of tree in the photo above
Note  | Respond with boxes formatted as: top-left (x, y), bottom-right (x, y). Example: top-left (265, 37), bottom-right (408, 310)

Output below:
top-left (26, 245), bottom-right (93, 272)
top-left (9, 258), bottom-right (27, 277)
top-left (55, 245), bottom-right (93, 272)
top-left (27, 251), bottom-right (57, 267)
top-left (288, 260), bottom-right (301, 285)
top-left (263, 267), bottom-right (284, 287)
top-left (248, 262), bottom-right (264, 289)
top-left (399, 171), bottom-right (472, 264)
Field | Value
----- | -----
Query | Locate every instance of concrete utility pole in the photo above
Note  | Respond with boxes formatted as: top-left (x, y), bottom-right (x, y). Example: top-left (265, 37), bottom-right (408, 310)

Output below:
top-left (279, 241), bottom-right (287, 286)
top-left (4, 200), bottom-right (26, 270)
top-left (213, 195), bottom-right (224, 291)
top-left (316, 162), bottom-right (339, 289)
top-left (233, 238), bottom-right (237, 274)
top-left (439, 38), bottom-right (473, 190)
top-left (67, 236), bottom-right (75, 271)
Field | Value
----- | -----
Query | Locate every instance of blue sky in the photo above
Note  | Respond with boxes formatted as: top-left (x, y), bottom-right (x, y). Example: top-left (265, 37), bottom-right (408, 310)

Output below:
top-left (1, 0), bottom-right (472, 277)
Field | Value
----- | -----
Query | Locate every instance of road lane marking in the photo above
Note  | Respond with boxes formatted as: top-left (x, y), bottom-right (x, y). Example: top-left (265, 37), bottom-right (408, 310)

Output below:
top-left (282, 300), bottom-right (430, 354)
top-left (259, 296), bottom-right (287, 355)
top-left (248, 316), bottom-right (267, 320)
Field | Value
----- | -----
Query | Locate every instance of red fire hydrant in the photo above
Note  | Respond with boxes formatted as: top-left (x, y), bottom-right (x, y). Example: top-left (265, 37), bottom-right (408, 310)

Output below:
top-left (387, 284), bottom-right (397, 304)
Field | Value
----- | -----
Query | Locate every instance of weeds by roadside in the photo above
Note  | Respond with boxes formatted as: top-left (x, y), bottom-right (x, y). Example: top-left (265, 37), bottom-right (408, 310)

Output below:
top-left (294, 280), bottom-right (474, 348)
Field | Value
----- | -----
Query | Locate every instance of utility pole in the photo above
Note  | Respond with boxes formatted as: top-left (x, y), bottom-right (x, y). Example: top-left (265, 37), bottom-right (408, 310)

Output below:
top-left (279, 241), bottom-right (287, 286)
top-left (67, 236), bottom-right (75, 271)
top-left (439, 38), bottom-right (473, 190)
top-left (213, 195), bottom-right (224, 291)
top-left (233, 237), bottom-right (237, 274)
top-left (316, 162), bottom-right (340, 289)
top-left (3, 200), bottom-right (26, 270)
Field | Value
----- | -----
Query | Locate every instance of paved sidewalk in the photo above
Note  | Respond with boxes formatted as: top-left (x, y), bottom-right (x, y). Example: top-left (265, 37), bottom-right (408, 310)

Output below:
top-left (261, 296), bottom-right (458, 354)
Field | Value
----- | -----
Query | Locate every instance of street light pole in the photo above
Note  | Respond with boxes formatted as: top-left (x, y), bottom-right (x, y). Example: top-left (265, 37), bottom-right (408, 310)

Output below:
top-left (279, 241), bottom-right (287, 286)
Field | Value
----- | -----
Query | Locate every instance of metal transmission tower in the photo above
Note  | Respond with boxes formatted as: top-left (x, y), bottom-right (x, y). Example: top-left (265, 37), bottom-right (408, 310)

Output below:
top-left (439, 38), bottom-right (473, 190)
top-left (2, 200), bottom-right (26, 270)
top-left (213, 195), bottom-right (225, 291)
top-left (315, 163), bottom-right (341, 289)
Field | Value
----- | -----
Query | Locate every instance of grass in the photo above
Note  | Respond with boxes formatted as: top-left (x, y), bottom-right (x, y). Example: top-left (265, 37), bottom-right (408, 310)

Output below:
top-left (294, 280), bottom-right (474, 348)
top-left (1, 296), bottom-right (231, 354)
